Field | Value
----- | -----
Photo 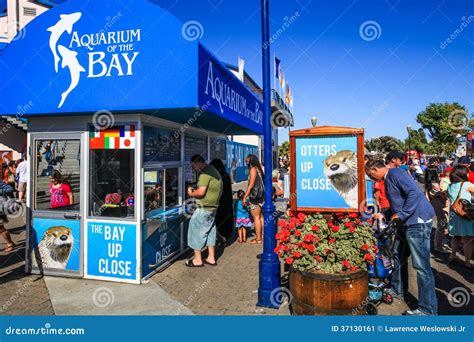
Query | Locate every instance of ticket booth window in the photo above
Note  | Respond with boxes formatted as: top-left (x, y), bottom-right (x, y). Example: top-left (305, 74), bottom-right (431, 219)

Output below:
top-left (144, 167), bottom-right (180, 216)
top-left (89, 149), bottom-right (135, 218)
top-left (34, 139), bottom-right (81, 211)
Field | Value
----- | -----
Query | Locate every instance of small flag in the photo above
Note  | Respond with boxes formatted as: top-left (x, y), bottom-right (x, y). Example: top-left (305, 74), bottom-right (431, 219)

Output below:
top-left (274, 57), bottom-right (281, 79)
top-left (89, 125), bottom-right (136, 150)
top-left (238, 57), bottom-right (245, 81)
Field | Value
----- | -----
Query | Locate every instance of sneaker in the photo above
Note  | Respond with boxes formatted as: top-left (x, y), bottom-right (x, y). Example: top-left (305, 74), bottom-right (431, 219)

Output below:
top-left (385, 288), bottom-right (404, 300)
top-left (434, 246), bottom-right (451, 254)
top-left (402, 308), bottom-right (429, 316)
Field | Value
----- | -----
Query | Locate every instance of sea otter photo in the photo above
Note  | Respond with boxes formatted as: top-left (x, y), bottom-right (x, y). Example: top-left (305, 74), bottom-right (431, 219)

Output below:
top-left (31, 226), bottom-right (74, 270)
top-left (323, 150), bottom-right (359, 208)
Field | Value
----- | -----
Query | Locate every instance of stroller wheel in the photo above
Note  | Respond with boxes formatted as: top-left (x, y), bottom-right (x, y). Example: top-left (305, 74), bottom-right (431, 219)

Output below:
top-left (366, 303), bottom-right (378, 315)
top-left (382, 293), bottom-right (393, 304)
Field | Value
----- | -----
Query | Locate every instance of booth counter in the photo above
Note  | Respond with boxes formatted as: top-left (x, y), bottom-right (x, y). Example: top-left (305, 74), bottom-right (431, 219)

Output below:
top-left (0, 0), bottom-right (264, 283)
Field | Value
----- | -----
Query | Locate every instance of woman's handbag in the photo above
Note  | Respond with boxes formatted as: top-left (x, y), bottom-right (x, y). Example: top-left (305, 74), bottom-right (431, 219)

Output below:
top-left (451, 182), bottom-right (474, 221)
top-left (249, 171), bottom-right (265, 203)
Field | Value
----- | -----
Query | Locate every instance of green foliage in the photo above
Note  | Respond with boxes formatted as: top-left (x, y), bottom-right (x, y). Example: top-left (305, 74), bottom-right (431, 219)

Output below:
top-left (416, 102), bottom-right (470, 156)
top-left (275, 212), bottom-right (377, 274)
top-left (365, 136), bottom-right (405, 154)
top-left (278, 141), bottom-right (290, 159)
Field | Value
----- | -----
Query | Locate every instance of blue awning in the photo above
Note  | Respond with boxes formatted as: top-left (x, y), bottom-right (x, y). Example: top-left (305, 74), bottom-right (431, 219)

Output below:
top-left (0, 0), bottom-right (6, 16)
top-left (0, 0), bottom-right (263, 135)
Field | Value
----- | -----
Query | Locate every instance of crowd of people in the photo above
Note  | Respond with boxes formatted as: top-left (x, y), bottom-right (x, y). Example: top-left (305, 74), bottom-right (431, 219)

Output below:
top-left (0, 157), bottom-right (28, 253)
top-left (365, 152), bottom-right (473, 316)
top-left (185, 154), bottom-right (276, 267)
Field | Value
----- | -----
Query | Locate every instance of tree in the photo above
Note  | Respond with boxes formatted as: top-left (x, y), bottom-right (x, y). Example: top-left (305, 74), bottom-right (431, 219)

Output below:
top-left (365, 136), bottom-right (405, 154)
top-left (278, 141), bottom-right (290, 159)
top-left (416, 102), bottom-right (470, 156)
top-left (404, 128), bottom-right (429, 153)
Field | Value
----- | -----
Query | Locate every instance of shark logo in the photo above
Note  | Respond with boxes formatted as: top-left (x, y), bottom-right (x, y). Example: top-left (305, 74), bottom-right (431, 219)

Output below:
top-left (57, 45), bottom-right (85, 108)
top-left (47, 12), bottom-right (83, 108)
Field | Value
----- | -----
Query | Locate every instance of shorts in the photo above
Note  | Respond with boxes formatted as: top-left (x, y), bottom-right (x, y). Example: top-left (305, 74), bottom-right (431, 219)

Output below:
top-left (248, 202), bottom-right (262, 211)
top-left (187, 208), bottom-right (217, 250)
top-left (235, 218), bottom-right (252, 229)
top-left (18, 182), bottom-right (26, 192)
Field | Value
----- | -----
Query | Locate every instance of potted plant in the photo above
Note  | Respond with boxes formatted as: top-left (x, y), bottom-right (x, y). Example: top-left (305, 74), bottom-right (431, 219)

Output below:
top-left (275, 211), bottom-right (378, 315)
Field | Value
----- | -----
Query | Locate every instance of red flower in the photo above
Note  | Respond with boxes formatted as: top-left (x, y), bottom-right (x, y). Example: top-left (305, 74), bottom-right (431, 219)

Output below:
top-left (304, 234), bottom-right (315, 243)
top-left (283, 245), bottom-right (290, 252)
top-left (329, 238), bottom-right (336, 244)
top-left (278, 220), bottom-right (288, 229)
top-left (349, 213), bottom-right (358, 219)
top-left (349, 227), bottom-right (356, 233)
top-left (311, 225), bottom-right (319, 232)
top-left (293, 251), bottom-right (302, 258)
top-left (342, 260), bottom-right (350, 268)
top-left (294, 230), bottom-right (302, 237)
top-left (344, 222), bottom-right (353, 228)
top-left (350, 266), bottom-right (359, 271)
top-left (285, 257), bottom-right (294, 265)
top-left (363, 253), bottom-right (374, 262)
top-left (315, 237), bottom-right (321, 242)
top-left (325, 248), bottom-right (330, 254)
top-left (305, 244), bottom-right (315, 253)
top-left (372, 246), bottom-right (379, 254)
top-left (288, 222), bottom-right (296, 230)
top-left (361, 244), bottom-right (369, 251)
top-left (288, 210), bottom-right (295, 217)
top-left (297, 213), bottom-right (306, 222)
top-left (314, 255), bottom-right (322, 262)
top-left (332, 225), bottom-right (340, 233)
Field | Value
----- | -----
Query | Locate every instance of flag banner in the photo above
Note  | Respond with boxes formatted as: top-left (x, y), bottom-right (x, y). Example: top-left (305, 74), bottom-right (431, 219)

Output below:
top-left (274, 56), bottom-right (281, 78)
top-left (238, 57), bottom-right (245, 81)
top-left (89, 125), bottom-right (136, 150)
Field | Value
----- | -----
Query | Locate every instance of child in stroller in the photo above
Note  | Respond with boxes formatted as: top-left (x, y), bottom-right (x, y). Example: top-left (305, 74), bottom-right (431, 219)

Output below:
top-left (366, 219), bottom-right (401, 315)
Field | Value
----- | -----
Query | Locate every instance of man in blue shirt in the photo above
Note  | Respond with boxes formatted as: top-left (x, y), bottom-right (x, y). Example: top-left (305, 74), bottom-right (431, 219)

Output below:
top-left (366, 159), bottom-right (437, 316)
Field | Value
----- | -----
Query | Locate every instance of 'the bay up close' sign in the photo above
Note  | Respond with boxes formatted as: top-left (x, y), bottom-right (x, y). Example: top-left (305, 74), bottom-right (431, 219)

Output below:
top-left (86, 221), bottom-right (137, 283)
top-left (290, 127), bottom-right (365, 213)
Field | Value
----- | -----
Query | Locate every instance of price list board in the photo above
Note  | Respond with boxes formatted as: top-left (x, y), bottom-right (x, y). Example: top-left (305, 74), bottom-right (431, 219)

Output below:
top-left (184, 135), bottom-right (208, 183)
top-left (143, 126), bottom-right (181, 163)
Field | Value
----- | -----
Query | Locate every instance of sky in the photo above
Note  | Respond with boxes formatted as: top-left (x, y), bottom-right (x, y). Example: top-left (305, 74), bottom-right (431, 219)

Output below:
top-left (149, 0), bottom-right (474, 143)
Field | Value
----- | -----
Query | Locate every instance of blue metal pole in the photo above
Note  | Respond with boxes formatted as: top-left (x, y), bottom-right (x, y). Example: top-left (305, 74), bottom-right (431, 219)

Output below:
top-left (257, 0), bottom-right (281, 309)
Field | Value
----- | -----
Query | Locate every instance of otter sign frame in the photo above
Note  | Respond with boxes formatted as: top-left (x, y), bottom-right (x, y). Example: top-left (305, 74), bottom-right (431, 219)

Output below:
top-left (289, 126), bottom-right (366, 213)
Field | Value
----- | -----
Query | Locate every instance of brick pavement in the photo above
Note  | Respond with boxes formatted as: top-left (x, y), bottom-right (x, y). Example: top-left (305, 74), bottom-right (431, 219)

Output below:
top-left (0, 207), bottom-right (55, 315)
top-left (1, 198), bottom-right (472, 316)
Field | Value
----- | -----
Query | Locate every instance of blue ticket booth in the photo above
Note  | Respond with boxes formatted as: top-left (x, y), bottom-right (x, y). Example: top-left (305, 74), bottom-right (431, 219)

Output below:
top-left (0, 0), bottom-right (264, 284)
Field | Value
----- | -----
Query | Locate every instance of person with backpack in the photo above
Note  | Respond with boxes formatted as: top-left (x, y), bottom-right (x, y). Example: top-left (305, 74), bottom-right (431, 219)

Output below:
top-left (447, 165), bottom-right (474, 269)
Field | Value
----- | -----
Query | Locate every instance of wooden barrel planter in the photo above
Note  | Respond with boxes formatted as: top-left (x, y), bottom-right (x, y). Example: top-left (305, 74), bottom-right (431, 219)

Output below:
top-left (289, 268), bottom-right (368, 315)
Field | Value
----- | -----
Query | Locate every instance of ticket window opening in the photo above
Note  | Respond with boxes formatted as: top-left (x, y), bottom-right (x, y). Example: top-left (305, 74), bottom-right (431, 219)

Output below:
top-left (144, 168), bottom-right (180, 218)
top-left (89, 149), bottom-right (135, 218)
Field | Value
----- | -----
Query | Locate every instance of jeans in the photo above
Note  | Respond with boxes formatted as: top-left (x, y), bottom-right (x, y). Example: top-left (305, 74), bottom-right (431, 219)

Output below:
top-left (391, 222), bottom-right (438, 315)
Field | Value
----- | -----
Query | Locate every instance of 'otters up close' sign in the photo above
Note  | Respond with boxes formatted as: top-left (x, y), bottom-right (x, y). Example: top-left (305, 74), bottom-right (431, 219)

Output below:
top-left (290, 127), bottom-right (366, 213)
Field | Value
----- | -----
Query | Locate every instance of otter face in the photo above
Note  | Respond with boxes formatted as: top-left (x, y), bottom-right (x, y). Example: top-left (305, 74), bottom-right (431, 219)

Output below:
top-left (42, 226), bottom-right (73, 248)
top-left (324, 150), bottom-right (357, 178)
